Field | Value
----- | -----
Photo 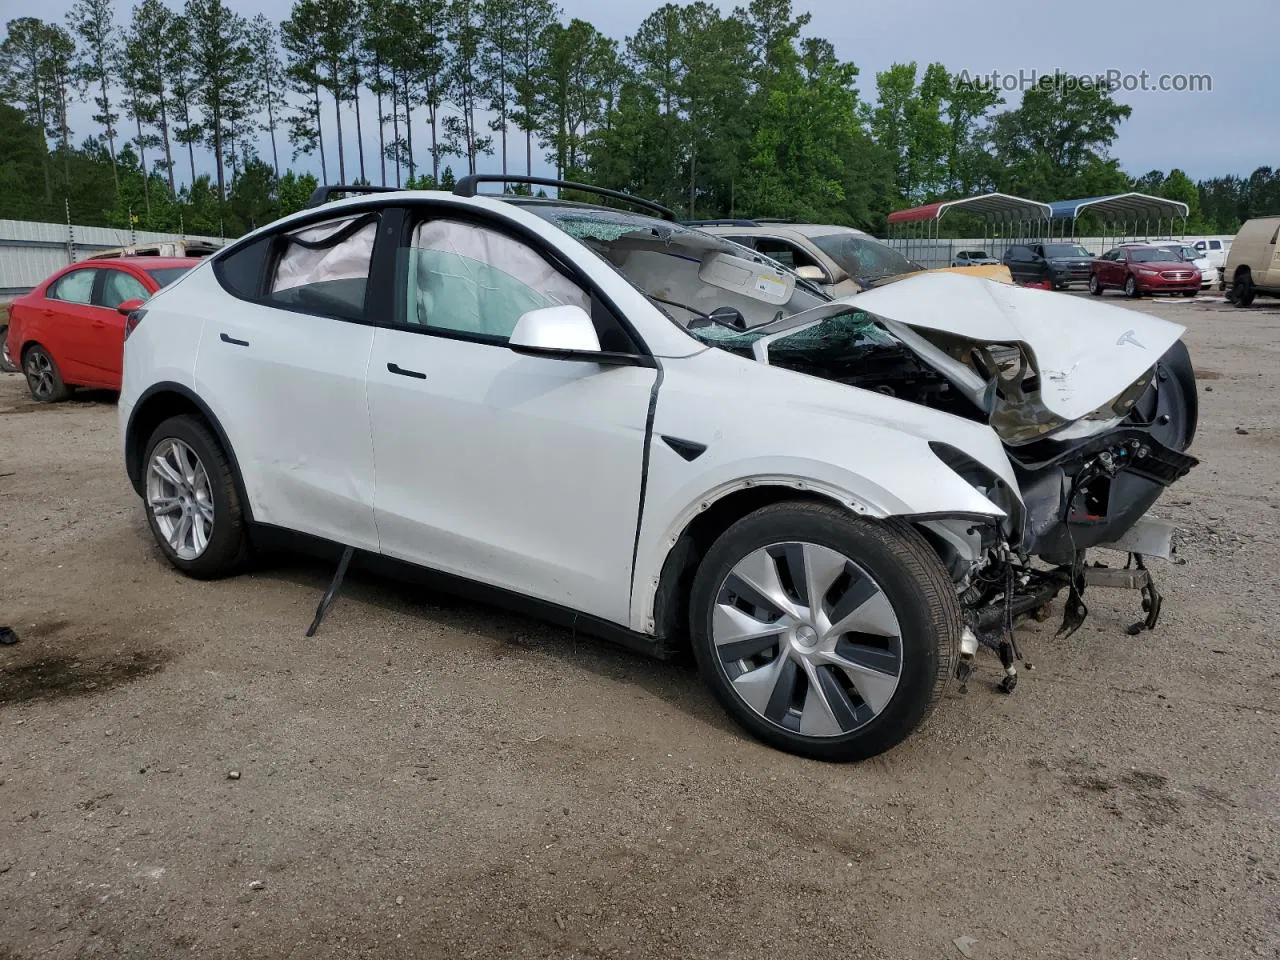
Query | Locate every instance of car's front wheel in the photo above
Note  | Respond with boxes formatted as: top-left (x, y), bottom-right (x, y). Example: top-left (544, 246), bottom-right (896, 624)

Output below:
top-left (1088, 274), bottom-right (1104, 296)
top-left (689, 503), bottom-right (960, 762)
top-left (1233, 272), bottom-right (1255, 307)
top-left (143, 415), bottom-right (248, 578)
top-left (1124, 275), bottom-right (1139, 298)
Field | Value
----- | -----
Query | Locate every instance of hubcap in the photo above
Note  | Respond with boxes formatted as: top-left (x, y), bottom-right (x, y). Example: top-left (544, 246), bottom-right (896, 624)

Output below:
top-left (712, 542), bottom-right (903, 739)
top-left (25, 352), bottom-right (54, 399)
top-left (146, 438), bottom-right (214, 561)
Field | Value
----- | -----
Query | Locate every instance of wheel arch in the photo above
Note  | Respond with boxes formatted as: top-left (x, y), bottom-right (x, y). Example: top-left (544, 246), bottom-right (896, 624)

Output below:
top-left (125, 382), bottom-right (253, 521)
top-left (1232, 264), bottom-right (1252, 281)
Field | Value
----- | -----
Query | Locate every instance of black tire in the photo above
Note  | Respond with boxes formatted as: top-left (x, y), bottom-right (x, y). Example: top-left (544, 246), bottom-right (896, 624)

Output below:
top-left (1233, 272), bottom-right (1255, 307)
top-left (142, 415), bottom-right (249, 579)
top-left (688, 502), bottom-right (960, 762)
top-left (0, 325), bottom-right (17, 373)
top-left (1124, 275), bottom-right (1139, 298)
top-left (22, 344), bottom-right (71, 402)
top-left (1088, 274), bottom-right (1104, 296)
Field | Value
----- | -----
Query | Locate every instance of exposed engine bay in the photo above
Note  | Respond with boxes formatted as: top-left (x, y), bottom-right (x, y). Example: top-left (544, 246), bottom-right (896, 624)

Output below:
top-left (523, 206), bottom-right (1200, 692)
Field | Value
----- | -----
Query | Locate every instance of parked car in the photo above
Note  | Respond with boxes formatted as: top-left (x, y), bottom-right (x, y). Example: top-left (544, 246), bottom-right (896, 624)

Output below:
top-left (693, 221), bottom-right (1011, 296)
top-left (1221, 216), bottom-right (1280, 307)
top-left (952, 250), bottom-right (1000, 267)
top-left (1002, 241), bottom-right (1095, 289)
top-left (1088, 245), bottom-right (1201, 298)
top-left (119, 178), bottom-right (1197, 762)
top-left (1119, 242), bottom-right (1215, 289)
top-left (5, 257), bottom-right (198, 401)
top-left (1187, 237), bottom-right (1231, 270)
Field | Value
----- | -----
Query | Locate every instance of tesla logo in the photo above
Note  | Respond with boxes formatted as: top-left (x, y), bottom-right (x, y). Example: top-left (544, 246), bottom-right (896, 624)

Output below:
top-left (1117, 330), bottom-right (1145, 349)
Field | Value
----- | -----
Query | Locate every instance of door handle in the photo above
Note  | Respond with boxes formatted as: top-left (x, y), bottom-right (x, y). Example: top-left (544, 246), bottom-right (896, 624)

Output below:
top-left (220, 333), bottom-right (250, 347)
top-left (387, 362), bottom-right (426, 380)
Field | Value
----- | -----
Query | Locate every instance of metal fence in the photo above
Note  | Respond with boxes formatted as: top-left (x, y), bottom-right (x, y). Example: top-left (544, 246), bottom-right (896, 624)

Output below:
top-left (884, 235), bottom-right (1237, 270)
top-left (0, 219), bottom-right (224, 298)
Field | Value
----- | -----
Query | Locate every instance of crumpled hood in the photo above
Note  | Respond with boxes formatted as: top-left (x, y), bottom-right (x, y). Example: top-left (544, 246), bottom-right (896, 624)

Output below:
top-left (845, 272), bottom-right (1185, 421)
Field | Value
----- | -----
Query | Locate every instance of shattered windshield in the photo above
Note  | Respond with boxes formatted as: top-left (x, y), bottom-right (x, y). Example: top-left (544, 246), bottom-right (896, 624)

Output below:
top-left (810, 233), bottom-right (922, 284)
top-left (523, 204), bottom-right (828, 332)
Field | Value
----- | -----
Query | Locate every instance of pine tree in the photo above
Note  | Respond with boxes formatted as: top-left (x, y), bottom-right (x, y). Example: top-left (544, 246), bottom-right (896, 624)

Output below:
top-left (249, 14), bottom-right (287, 180)
top-left (66, 0), bottom-right (121, 193)
top-left (185, 0), bottom-right (253, 202)
top-left (510, 0), bottom-right (558, 177)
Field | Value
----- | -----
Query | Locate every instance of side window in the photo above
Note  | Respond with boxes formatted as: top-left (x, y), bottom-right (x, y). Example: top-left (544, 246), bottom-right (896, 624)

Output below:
top-left (1209, 240), bottom-right (1222, 251)
top-left (401, 219), bottom-right (591, 342)
top-left (723, 235), bottom-right (758, 251)
top-left (100, 270), bottom-right (150, 309)
top-left (48, 268), bottom-right (97, 304)
top-left (1007, 246), bottom-right (1030, 262)
top-left (266, 214), bottom-right (379, 321)
top-left (752, 237), bottom-right (822, 273)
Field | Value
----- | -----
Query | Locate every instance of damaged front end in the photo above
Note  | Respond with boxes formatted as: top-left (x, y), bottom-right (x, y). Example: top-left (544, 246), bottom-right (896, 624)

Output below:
top-left (710, 273), bottom-right (1200, 688)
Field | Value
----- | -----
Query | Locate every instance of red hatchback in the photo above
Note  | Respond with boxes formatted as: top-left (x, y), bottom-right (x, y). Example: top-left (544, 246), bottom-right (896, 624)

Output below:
top-left (5, 257), bottom-right (198, 401)
top-left (1089, 245), bottom-right (1201, 299)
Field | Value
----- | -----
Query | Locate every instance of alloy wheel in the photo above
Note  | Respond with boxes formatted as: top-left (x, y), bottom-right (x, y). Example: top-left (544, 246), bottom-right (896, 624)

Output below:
top-left (711, 542), bottom-right (903, 738)
top-left (146, 438), bottom-right (215, 561)
top-left (1, 335), bottom-right (12, 370)
top-left (24, 351), bottom-right (56, 399)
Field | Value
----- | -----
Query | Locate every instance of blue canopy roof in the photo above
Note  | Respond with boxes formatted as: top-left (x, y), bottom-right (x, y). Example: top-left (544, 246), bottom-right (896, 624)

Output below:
top-left (1047, 193), bottom-right (1190, 222)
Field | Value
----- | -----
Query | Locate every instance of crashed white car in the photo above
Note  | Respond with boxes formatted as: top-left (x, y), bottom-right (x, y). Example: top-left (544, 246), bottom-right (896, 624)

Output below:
top-left (118, 179), bottom-right (1198, 762)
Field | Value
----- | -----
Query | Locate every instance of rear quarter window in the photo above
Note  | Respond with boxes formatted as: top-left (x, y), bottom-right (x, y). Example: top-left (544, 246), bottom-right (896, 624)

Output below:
top-left (212, 235), bottom-right (274, 300)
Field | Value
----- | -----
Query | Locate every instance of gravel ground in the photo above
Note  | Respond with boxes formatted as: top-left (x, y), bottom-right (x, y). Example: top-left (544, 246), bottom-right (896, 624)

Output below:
top-left (1, 292), bottom-right (1277, 960)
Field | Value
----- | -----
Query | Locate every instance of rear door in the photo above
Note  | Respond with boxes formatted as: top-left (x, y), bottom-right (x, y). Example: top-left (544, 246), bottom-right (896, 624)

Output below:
top-left (40, 267), bottom-right (102, 383)
top-left (193, 210), bottom-right (382, 549)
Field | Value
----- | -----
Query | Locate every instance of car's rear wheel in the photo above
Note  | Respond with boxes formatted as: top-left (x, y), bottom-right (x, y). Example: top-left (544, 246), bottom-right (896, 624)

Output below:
top-left (23, 345), bottom-right (70, 402)
top-left (688, 503), bottom-right (959, 762)
top-left (0, 325), bottom-right (17, 373)
top-left (1124, 275), bottom-right (1139, 298)
top-left (143, 415), bottom-right (248, 578)
top-left (1233, 272), bottom-right (1255, 307)
top-left (1088, 274), bottom-right (1104, 296)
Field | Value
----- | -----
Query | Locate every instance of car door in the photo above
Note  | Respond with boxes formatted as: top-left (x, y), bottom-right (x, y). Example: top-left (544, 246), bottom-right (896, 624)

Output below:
top-left (40, 267), bottom-right (102, 383)
top-left (365, 210), bottom-right (658, 626)
top-left (89, 266), bottom-right (151, 381)
top-left (1004, 246), bottom-right (1031, 282)
top-left (192, 210), bottom-right (381, 549)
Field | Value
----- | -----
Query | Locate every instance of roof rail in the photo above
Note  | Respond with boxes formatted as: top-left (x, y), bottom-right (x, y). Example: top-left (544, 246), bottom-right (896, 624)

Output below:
top-left (304, 184), bottom-right (399, 209)
top-left (453, 174), bottom-right (676, 222)
top-left (683, 218), bottom-right (759, 227)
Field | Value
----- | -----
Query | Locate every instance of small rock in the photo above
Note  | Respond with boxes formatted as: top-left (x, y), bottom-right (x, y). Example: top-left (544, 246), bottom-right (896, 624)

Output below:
top-left (395, 896), bottom-right (404, 906)
top-left (248, 880), bottom-right (265, 891)
top-left (0, 626), bottom-right (18, 646)
top-left (227, 770), bottom-right (241, 781)
top-left (1205, 385), bottom-right (1213, 392)
top-left (954, 935), bottom-right (978, 957)
top-left (1236, 426), bottom-right (1249, 435)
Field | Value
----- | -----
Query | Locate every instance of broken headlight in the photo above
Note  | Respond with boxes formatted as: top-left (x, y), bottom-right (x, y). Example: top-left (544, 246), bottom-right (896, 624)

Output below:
top-left (929, 441), bottom-right (1022, 539)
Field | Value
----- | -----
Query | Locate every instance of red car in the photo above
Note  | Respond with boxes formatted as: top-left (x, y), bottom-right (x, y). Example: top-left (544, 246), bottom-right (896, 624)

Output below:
top-left (1088, 245), bottom-right (1201, 298)
top-left (5, 257), bottom-right (198, 401)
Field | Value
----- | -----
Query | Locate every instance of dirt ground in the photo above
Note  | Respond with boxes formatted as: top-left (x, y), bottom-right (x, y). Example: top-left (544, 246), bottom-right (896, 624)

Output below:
top-left (1, 292), bottom-right (1277, 960)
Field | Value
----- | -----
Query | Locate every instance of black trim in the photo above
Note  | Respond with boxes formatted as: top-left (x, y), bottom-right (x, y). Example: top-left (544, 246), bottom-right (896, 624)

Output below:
top-left (305, 184), bottom-right (399, 209)
top-left (454, 175), bottom-right (677, 222)
top-left (629, 364), bottom-right (664, 589)
top-left (219, 333), bottom-right (250, 347)
top-left (124, 382), bottom-right (253, 524)
top-left (248, 525), bottom-right (676, 660)
top-left (660, 435), bottom-right (707, 462)
top-left (507, 343), bottom-right (656, 367)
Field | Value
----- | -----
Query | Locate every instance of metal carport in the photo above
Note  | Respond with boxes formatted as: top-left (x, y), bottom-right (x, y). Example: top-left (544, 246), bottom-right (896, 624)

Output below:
top-left (1046, 193), bottom-right (1189, 247)
top-left (886, 192), bottom-right (1053, 266)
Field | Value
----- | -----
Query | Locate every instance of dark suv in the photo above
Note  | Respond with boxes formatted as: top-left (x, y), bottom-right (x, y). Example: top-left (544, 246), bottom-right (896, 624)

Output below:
top-left (1003, 242), bottom-right (1095, 289)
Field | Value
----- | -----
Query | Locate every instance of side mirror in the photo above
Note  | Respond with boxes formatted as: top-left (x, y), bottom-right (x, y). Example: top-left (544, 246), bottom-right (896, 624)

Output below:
top-left (116, 297), bottom-right (146, 316)
top-left (509, 304), bottom-right (601, 357)
top-left (795, 264), bottom-right (826, 282)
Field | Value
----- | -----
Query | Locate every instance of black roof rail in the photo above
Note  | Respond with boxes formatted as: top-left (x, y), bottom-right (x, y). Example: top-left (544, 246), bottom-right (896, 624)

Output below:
top-left (453, 174), bottom-right (676, 222)
top-left (683, 218), bottom-right (759, 227)
top-left (304, 184), bottom-right (400, 209)
top-left (753, 217), bottom-right (793, 224)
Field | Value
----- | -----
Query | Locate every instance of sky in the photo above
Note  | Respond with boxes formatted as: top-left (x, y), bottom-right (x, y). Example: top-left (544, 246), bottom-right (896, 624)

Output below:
top-left (8, 0), bottom-right (1278, 191)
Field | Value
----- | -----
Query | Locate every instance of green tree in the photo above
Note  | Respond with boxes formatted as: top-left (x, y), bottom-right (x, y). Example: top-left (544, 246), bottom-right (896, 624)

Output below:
top-left (0, 18), bottom-right (67, 202)
top-left (185, 0), bottom-right (253, 202)
top-left (127, 0), bottom-right (182, 196)
top-left (443, 0), bottom-right (493, 175)
top-left (66, 0), bottom-right (121, 193)
top-left (509, 0), bottom-right (558, 176)
top-left (249, 14), bottom-right (287, 180)
top-left (280, 9), bottom-right (327, 181)
top-left (480, 0), bottom-right (519, 176)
